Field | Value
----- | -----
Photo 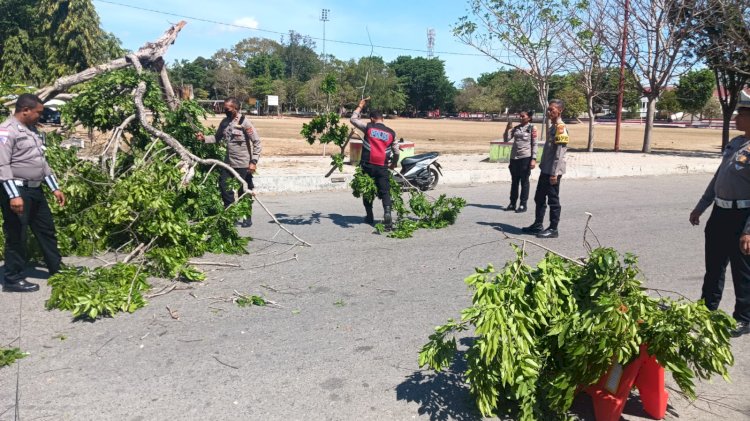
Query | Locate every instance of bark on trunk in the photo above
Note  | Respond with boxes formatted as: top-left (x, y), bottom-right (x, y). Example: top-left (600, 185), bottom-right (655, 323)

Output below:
top-left (153, 57), bottom-right (179, 111)
top-left (722, 111), bottom-right (733, 151)
top-left (586, 96), bottom-right (595, 152)
top-left (642, 97), bottom-right (657, 153)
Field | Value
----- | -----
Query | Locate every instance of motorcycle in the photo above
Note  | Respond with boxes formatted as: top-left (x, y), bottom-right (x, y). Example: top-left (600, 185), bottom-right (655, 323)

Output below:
top-left (392, 151), bottom-right (442, 191)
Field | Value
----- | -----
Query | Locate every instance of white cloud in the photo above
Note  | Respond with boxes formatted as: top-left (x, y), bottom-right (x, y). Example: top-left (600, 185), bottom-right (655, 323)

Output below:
top-left (220, 16), bottom-right (259, 32)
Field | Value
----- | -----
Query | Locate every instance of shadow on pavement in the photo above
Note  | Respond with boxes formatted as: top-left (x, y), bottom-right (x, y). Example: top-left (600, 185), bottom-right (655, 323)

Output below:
top-left (569, 390), bottom-right (678, 420)
top-left (275, 212), bottom-right (323, 225)
top-left (274, 212), bottom-right (366, 229)
top-left (395, 351), bottom-right (483, 421)
top-left (327, 213), bottom-right (365, 228)
top-left (476, 221), bottom-right (525, 235)
top-left (467, 203), bottom-right (504, 210)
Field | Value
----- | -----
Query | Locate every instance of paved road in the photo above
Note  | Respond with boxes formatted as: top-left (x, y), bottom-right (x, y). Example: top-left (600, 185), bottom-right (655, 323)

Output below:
top-left (1, 174), bottom-right (749, 421)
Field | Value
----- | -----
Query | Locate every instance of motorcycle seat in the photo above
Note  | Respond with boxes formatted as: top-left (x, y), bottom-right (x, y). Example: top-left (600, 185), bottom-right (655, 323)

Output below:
top-left (401, 152), bottom-right (439, 166)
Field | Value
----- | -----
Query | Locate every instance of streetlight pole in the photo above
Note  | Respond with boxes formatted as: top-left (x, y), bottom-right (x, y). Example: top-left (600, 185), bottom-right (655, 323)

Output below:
top-left (614, 0), bottom-right (630, 152)
top-left (320, 9), bottom-right (330, 69)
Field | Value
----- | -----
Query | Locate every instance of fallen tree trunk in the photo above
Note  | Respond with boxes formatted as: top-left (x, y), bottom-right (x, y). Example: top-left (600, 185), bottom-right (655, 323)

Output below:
top-left (4, 21), bottom-right (187, 106)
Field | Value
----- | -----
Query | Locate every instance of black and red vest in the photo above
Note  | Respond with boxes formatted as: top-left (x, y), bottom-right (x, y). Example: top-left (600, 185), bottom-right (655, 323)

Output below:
top-left (362, 122), bottom-right (396, 167)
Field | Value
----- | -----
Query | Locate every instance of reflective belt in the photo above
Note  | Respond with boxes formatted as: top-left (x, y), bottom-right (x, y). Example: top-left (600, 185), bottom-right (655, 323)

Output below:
top-left (715, 198), bottom-right (750, 209)
top-left (13, 180), bottom-right (41, 188)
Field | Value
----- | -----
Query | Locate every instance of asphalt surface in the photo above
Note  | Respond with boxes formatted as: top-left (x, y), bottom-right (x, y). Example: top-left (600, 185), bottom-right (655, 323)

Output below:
top-left (1, 174), bottom-right (749, 421)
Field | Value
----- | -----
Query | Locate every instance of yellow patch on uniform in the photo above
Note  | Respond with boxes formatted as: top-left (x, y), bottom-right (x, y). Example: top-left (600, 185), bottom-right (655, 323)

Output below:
top-left (554, 123), bottom-right (569, 145)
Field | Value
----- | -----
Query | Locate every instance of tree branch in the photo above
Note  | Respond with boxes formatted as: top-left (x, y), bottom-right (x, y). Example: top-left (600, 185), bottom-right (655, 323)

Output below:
top-left (6, 21), bottom-right (188, 105)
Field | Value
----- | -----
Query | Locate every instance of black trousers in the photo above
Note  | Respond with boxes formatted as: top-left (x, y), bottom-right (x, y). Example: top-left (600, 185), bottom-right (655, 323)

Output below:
top-left (1, 186), bottom-right (62, 283)
top-left (509, 157), bottom-right (532, 205)
top-left (219, 167), bottom-right (254, 209)
top-left (361, 163), bottom-right (392, 210)
top-left (533, 173), bottom-right (562, 229)
top-left (701, 206), bottom-right (750, 323)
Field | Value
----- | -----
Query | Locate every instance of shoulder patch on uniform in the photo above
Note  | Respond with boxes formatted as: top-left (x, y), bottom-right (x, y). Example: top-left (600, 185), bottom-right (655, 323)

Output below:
top-left (0, 128), bottom-right (8, 144)
top-left (554, 123), bottom-right (569, 145)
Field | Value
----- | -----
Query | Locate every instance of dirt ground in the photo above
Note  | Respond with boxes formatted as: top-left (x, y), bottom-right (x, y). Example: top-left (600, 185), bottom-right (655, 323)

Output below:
top-left (75, 115), bottom-right (740, 157)
top-left (203, 115), bottom-right (740, 156)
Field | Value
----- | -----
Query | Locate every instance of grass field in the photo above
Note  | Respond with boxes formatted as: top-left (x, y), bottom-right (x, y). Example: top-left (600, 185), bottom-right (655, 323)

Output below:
top-left (203, 115), bottom-right (741, 157)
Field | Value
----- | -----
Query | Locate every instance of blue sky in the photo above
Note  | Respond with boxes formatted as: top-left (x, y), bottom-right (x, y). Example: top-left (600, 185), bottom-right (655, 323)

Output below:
top-left (93, 0), bottom-right (503, 84)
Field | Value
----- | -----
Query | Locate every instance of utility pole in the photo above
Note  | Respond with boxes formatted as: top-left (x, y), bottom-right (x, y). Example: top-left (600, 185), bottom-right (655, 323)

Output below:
top-left (320, 9), bottom-right (330, 69)
top-left (614, 0), bottom-right (631, 152)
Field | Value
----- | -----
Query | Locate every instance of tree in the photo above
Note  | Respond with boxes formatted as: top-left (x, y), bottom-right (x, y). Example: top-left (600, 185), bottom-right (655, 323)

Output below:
top-left (608, 0), bottom-right (704, 152)
top-left (213, 64), bottom-right (250, 101)
top-left (0, 30), bottom-right (43, 85)
top-left (245, 53), bottom-right (285, 80)
top-left (701, 95), bottom-right (722, 120)
top-left (169, 57), bottom-right (218, 98)
top-left (656, 90), bottom-right (680, 119)
top-left (598, 67), bottom-right (642, 112)
top-left (562, 0), bottom-right (619, 151)
top-left (389, 56), bottom-right (455, 113)
top-left (40, 0), bottom-right (122, 78)
top-left (280, 31), bottom-right (321, 82)
top-left (453, 0), bottom-right (575, 140)
top-left (691, 0), bottom-right (750, 149)
top-left (557, 86), bottom-right (588, 120)
top-left (708, 0), bottom-right (750, 76)
top-left (343, 57), bottom-right (406, 113)
top-left (0, 0), bottom-right (40, 74)
top-left (0, 0), bottom-right (122, 86)
top-left (675, 69), bottom-right (715, 123)
top-left (231, 37), bottom-right (282, 64)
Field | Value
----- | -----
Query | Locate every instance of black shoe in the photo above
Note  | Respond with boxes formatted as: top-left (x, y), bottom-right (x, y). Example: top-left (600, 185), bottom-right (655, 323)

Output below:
top-left (383, 206), bottom-right (393, 231)
top-left (731, 321), bottom-right (750, 338)
top-left (365, 208), bottom-right (374, 225)
top-left (3, 279), bottom-right (40, 293)
top-left (536, 228), bottom-right (559, 239)
top-left (240, 217), bottom-right (253, 228)
top-left (504, 203), bottom-right (516, 211)
top-left (515, 204), bottom-right (527, 213)
top-left (521, 223), bottom-right (544, 234)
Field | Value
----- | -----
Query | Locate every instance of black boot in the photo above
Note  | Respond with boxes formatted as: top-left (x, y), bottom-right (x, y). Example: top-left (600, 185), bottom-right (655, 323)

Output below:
top-left (2, 279), bottom-right (40, 293)
top-left (504, 202), bottom-right (516, 211)
top-left (521, 222), bottom-right (544, 234)
top-left (731, 321), bottom-right (750, 338)
top-left (240, 216), bottom-right (253, 228)
top-left (536, 227), bottom-right (559, 238)
top-left (364, 207), bottom-right (374, 225)
top-left (515, 203), bottom-right (527, 213)
top-left (383, 206), bottom-right (393, 231)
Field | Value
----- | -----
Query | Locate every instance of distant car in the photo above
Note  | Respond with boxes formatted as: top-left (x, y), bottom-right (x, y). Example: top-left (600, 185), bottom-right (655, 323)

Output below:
top-left (39, 107), bottom-right (61, 125)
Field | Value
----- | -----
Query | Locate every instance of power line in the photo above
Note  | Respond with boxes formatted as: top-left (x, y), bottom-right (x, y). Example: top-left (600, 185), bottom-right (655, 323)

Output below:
top-left (94, 0), bottom-right (487, 57)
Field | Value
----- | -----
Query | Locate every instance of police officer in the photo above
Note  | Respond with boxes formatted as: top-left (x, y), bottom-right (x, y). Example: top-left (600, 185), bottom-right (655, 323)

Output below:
top-left (503, 110), bottom-right (538, 213)
top-left (0, 94), bottom-right (66, 292)
top-left (690, 90), bottom-right (750, 337)
top-left (197, 97), bottom-right (261, 227)
top-left (522, 99), bottom-right (569, 239)
top-left (350, 97), bottom-right (400, 229)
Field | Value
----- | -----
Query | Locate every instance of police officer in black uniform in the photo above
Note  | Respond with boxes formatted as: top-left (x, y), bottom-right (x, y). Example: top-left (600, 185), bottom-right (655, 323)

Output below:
top-left (350, 97), bottom-right (400, 229)
top-left (690, 91), bottom-right (750, 337)
top-left (0, 94), bottom-right (66, 292)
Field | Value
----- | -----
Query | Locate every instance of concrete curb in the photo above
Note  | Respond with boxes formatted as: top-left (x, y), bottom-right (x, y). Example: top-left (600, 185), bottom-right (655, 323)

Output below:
top-left (253, 160), bottom-right (718, 193)
top-left (254, 152), bottom-right (721, 193)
